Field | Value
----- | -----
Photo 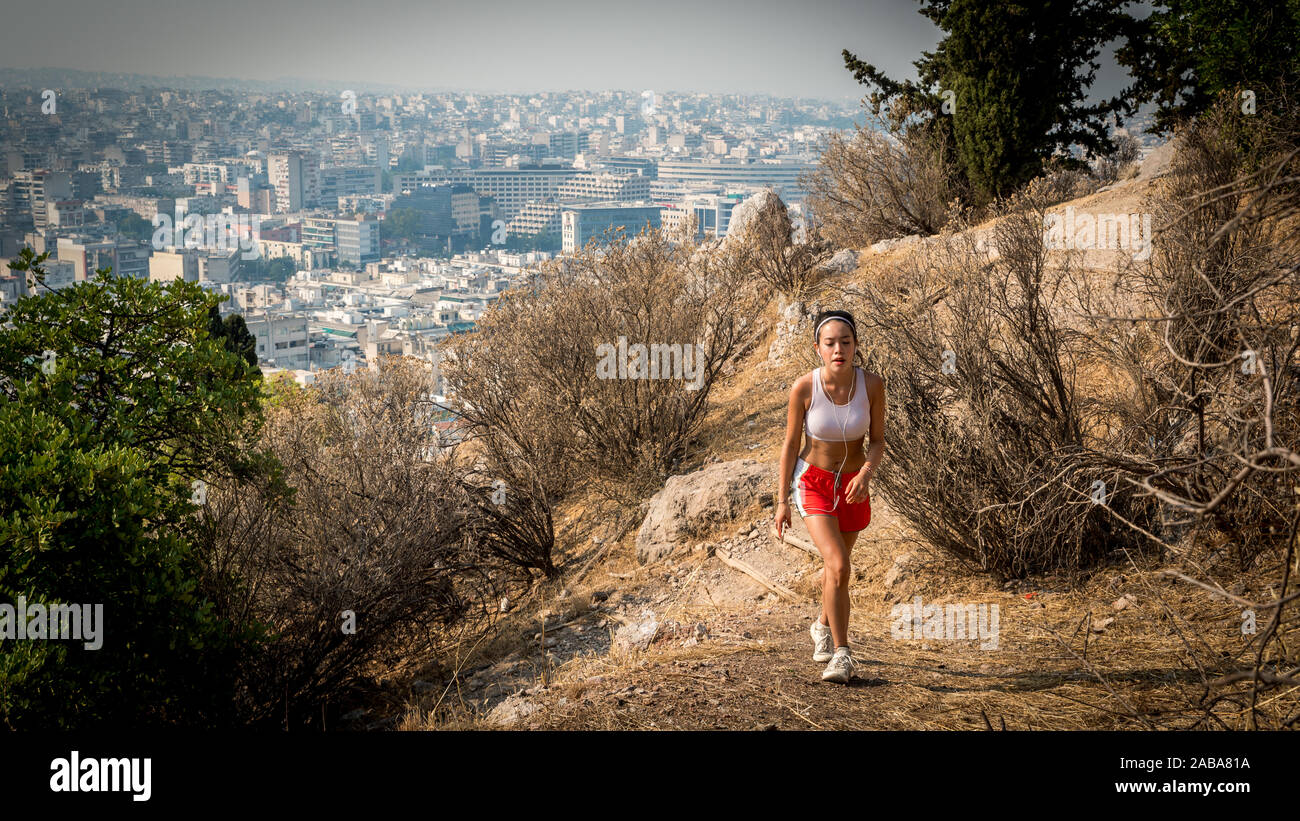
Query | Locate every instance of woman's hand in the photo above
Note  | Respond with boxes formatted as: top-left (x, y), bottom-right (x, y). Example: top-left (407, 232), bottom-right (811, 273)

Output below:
top-left (844, 470), bottom-right (871, 504)
top-left (773, 501), bottom-right (791, 540)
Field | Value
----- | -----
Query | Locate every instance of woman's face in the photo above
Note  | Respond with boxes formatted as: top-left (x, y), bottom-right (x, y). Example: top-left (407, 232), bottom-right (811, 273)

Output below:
top-left (816, 320), bottom-right (856, 369)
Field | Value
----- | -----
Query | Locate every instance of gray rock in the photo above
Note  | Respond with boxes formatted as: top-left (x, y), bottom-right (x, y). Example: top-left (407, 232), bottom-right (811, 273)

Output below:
top-left (613, 611), bottom-right (659, 653)
top-left (819, 248), bottom-right (858, 273)
top-left (868, 234), bottom-right (923, 255)
top-left (721, 190), bottom-right (786, 251)
top-left (485, 694), bottom-right (541, 727)
top-left (636, 459), bottom-right (774, 564)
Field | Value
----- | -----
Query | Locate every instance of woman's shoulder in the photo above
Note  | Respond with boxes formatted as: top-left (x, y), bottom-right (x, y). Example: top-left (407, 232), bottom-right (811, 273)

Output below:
top-left (790, 370), bottom-right (815, 400)
top-left (861, 368), bottom-right (885, 392)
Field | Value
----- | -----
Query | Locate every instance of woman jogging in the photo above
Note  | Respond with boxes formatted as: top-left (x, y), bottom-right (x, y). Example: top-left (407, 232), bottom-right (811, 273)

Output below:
top-left (774, 310), bottom-right (886, 684)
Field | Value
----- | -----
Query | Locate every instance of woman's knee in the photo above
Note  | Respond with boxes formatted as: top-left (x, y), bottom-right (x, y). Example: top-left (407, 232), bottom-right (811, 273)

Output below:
top-left (822, 555), bottom-right (851, 586)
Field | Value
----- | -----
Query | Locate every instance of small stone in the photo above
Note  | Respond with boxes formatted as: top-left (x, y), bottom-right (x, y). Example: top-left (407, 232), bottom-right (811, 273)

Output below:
top-left (1112, 595), bottom-right (1132, 612)
top-left (1091, 616), bottom-right (1115, 633)
top-left (499, 596), bottom-right (510, 612)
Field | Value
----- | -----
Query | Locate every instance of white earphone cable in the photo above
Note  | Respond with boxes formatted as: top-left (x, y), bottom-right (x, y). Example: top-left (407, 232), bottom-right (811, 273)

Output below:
top-left (797, 364), bottom-right (854, 515)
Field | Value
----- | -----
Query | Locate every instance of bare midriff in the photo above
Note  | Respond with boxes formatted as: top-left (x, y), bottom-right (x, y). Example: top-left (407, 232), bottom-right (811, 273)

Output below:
top-left (799, 431), bottom-right (867, 475)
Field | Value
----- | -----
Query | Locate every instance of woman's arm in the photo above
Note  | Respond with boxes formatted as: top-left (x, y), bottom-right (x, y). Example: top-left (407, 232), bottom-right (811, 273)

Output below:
top-left (863, 373), bottom-right (886, 480)
top-left (778, 375), bottom-right (807, 505)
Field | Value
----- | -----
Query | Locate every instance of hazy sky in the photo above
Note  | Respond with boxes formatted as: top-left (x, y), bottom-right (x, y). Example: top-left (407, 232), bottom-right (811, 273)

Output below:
top-left (3, 0), bottom-right (1133, 100)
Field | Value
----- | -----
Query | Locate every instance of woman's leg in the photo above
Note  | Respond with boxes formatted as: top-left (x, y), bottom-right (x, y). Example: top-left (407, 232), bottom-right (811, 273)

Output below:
top-left (806, 517), bottom-right (858, 649)
top-left (819, 528), bottom-right (860, 630)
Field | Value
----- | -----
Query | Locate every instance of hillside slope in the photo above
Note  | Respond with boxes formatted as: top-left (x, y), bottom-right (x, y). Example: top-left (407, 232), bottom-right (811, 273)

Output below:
top-left (374, 144), bottom-right (1269, 731)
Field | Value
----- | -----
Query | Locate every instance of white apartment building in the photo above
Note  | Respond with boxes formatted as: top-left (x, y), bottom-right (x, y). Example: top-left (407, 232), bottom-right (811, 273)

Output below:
top-left (244, 311), bottom-right (311, 369)
top-left (395, 167), bottom-right (578, 222)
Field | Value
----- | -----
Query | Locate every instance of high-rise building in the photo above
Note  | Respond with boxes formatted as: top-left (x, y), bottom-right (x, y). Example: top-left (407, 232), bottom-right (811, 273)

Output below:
top-left (12, 170), bottom-right (72, 229)
top-left (301, 217), bottom-right (337, 251)
top-left (318, 166), bottom-right (382, 203)
top-left (556, 171), bottom-right (650, 203)
top-left (335, 216), bottom-right (380, 265)
top-left (149, 249), bottom-right (200, 283)
top-left (268, 152), bottom-right (306, 213)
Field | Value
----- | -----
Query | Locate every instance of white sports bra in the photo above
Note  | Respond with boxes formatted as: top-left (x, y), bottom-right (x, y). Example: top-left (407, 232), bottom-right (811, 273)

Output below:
top-left (805, 366), bottom-right (870, 442)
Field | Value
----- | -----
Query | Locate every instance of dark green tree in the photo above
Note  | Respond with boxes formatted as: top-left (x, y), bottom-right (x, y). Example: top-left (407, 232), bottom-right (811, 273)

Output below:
top-left (384, 207), bottom-right (422, 243)
top-left (1114, 0), bottom-right (1300, 133)
top-left (0, 248), bottom-right (279, 728)
top-left (206, 303), bottom-right (259, 371)
top-left (115, 212), bottom-right (153, 242)
top-left (266, 256), bottom-right (296, 282)
top-left (843, 0), bottom-right (1131, 203)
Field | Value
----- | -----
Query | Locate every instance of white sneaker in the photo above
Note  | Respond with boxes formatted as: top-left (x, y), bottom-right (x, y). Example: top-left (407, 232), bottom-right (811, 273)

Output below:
top-left (821, 647), bottom-right (857, 683)
top-left (810, 618), bottom-right (833, 662)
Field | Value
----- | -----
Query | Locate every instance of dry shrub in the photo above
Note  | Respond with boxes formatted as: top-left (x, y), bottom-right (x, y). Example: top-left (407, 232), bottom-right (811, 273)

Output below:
top-left (839, 190), bottom-right (1159, 577)
top-left (1092, 132), bottom-right (1143, 186)
top-left (1120, 95), bottom-right (1300, 567)
top-left (440, 225), bottom-right (763, 508)
top-left (803, 107), bottom-right (965, 248)
top-left (1073, 93), bottom-right (1300, 729)
top-left (195, 356), bottom-right (516, 727)
top-left (721, 188), bottom-right (834, 301)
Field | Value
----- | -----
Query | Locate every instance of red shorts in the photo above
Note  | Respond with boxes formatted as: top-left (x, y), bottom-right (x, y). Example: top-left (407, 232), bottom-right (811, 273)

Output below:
top-left (791, 458), bottom-right (871, 532)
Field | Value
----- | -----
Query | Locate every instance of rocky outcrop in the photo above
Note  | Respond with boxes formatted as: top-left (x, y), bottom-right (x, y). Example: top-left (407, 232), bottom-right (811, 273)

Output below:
top-left (635, 459), bottom-right (774, 563)
top-left (722, 189), bottom-right (786, 250)
top-left (818, 248), bottom-right (859, 274)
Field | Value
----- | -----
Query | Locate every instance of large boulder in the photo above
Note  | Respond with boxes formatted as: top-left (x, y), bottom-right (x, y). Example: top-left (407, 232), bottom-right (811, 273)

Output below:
top-left (723, 190), bottom-right (786, 245)
top-left (635, 459), bottom-right (774, 564)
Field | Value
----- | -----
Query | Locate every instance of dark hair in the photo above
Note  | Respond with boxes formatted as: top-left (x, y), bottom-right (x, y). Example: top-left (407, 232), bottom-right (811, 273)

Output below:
top-left (812, 310), bottom-right (858, 345)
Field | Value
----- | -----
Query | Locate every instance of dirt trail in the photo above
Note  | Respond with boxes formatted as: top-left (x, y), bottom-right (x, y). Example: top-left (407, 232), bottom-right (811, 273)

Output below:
top-left (409, 492), bottom-right (1235, 731)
